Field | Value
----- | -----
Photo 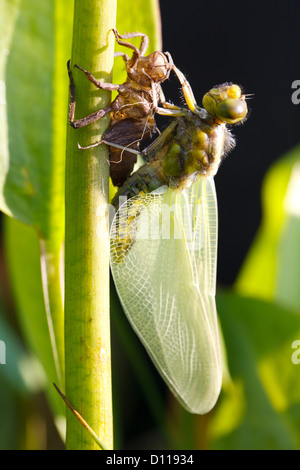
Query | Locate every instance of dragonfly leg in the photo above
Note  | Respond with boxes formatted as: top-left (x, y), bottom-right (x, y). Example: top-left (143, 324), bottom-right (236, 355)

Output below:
top-left (158, 83), bottom-right (166, 104)
top-left (165, 51), bottom-right (174, 67)
top-left (114, 51), bottom-right (130, 64)
top-left (157, 84), bottom-right (180, 112)
top-left (140, 119), bottom-right (178, 162)
top-left (69, 107), bottom-right (113, 129)
top-left (156, 85), bottom-right (183, 114)
top-left (83, 121), bottom-right (176, 161)
top-left (78, 139), bottom-right (142, 154)
top-left (67, 60), bottom-right (114, 129)
top-left (155, 53), bottom-right (200, 115)
top-left (150, 81), bottom-right (182, 115)
top-left (155, 75), bottom-right (187, 116)
top-left (150, 80), bottom-right (185, 117)
top-left (155, 105), bottom-right (186, 117)
top-left (74, 64), bottom-right (120, 92)
top-left (171, 64), bottom-right (198, 113)
top-left (78, 119), bottom-right (177, 163)
top-left (111, 29), bottom-right (149, 57)
top-left (162, 102), bottom-right (183, 111)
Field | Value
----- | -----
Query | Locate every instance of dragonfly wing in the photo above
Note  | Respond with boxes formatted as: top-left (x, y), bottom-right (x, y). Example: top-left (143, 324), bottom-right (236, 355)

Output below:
top-left (110, 177), bottom-right (222, 414)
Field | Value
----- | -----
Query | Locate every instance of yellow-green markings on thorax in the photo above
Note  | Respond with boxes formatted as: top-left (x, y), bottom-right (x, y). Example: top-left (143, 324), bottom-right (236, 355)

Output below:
top-left (160, 114), bottom-right (227, 185)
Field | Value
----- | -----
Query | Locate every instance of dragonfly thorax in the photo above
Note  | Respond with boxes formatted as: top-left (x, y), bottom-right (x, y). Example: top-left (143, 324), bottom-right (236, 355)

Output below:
top-left (158, 115), bottom-right (230, 188)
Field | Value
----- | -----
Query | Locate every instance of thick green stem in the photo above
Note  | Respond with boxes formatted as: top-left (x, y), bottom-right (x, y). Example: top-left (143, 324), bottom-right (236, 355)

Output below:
top-left (65, 0), bottom-right (116, 450)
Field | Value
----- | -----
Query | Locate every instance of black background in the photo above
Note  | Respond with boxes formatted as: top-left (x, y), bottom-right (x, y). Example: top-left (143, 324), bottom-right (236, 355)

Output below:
top-left (159, 0), bottom-right (300, 285)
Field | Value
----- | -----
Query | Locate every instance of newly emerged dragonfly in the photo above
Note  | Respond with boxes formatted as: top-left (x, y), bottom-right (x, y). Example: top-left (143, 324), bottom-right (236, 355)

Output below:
top-left (68, 29), bottom-right (173, 186)
top-left (110, 66), bottom-right (248, 414)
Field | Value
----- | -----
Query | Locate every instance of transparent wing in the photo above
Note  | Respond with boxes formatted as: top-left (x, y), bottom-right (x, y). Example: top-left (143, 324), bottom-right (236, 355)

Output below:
top-left (110, 177), bottom-right (222, 414)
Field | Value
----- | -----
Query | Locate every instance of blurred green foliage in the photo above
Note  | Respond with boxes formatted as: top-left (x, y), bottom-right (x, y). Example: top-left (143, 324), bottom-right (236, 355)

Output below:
top-left (1, 0), bottom-right (300, 450)
top-left (213, 292), bottom-right (300, 449)
top-left (236, 144), bottom-right (300, 308)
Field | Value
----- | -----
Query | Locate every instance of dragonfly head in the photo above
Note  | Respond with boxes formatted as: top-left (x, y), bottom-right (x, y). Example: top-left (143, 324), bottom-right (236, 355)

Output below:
top-left (128, 51), bottom-right (172, 86)
top-left (202, 83), bottom-right (248, 124)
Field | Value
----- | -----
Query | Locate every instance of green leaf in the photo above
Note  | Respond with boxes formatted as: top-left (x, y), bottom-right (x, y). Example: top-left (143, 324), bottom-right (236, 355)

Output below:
top-left (0, 0), bottom-right (21, 218)
top-left (4, 215), bottom-right (65, 419)
top-left (0, 381), bottom-right (18, 450)
top-left (211, 291), bottom-right (300, 450)
top-left (0, 0), bottom-right (74, 400)
top-left (0, 0), bottom-right (72, 235)
top-left (275, 161), bottom-right (300, 311)
top-left (235, 145), bottom-right (300, 302)
top-left (0, 300), bottom-right (45, 395)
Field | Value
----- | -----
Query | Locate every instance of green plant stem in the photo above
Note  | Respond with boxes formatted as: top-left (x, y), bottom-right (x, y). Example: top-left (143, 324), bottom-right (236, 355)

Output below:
top-left (65, 0), bottom-right (116, 450)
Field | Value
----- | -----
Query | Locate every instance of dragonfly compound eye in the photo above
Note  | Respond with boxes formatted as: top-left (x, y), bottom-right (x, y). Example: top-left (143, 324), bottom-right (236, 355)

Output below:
top-left (202, 93), bottom-right (217, 116)
top-left (202, 83), bottom-right (248, 124)
top-left (215, 99), bottom-right (248, 124)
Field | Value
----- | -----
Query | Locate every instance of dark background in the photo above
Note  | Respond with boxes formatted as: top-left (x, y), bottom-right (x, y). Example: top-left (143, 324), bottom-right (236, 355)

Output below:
top-left (159, 0), bottom-right (300, 285)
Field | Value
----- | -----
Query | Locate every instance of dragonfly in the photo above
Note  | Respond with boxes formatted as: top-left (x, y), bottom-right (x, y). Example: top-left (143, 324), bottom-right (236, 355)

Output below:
top-left (110, 65), bottom-right (248, 414)
top-left (68, 29), bottom-right (173, 186)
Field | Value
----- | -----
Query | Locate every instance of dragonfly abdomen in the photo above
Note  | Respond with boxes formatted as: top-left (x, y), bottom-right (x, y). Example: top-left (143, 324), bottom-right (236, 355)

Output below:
top-left (111, 163), bottom-right (166, 208)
